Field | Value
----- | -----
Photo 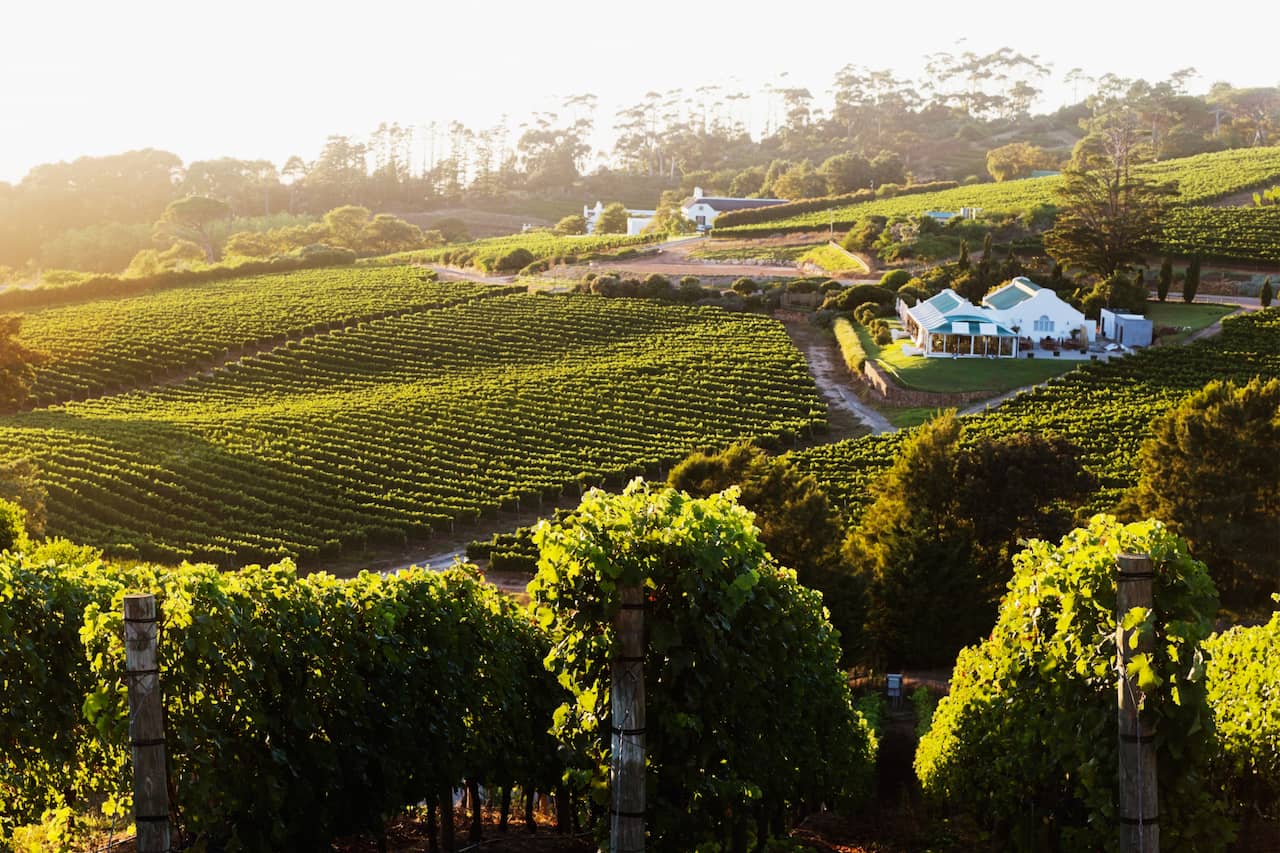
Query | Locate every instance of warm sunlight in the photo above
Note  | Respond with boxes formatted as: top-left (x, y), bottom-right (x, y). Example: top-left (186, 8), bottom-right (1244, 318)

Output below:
top-left (1, 3), bottom-right (1276, 851)
top-left (1, 0), bottom-right (1274, 180)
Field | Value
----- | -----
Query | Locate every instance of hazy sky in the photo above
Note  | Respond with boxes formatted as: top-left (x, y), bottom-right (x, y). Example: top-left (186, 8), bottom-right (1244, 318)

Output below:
top-left (2, 0), bottom-right (1275, 182)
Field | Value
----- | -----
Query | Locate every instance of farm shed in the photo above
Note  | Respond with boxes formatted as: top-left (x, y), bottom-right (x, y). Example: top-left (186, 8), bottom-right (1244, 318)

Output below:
top-left (1100, 309), bottom-right (1153, 347)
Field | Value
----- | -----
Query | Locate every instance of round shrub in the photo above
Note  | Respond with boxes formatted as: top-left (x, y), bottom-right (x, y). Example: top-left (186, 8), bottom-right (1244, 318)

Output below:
top-left (853, 302), bottom-right (882, 326)
top-left (879, 269), bottom-right (912, 291)
top-left (915, 516), bottom-right (1228, 850)
top-left (493, 247), bottom-right (535, 273)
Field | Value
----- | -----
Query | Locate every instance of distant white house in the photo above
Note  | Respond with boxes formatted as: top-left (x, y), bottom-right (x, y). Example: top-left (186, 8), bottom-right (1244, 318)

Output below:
top-left (583, 201), bottom-right (656, 235)
top-left (982, 277), bottom-right (1094, 343)
top-left (681, 187), bottom-right (789, 231)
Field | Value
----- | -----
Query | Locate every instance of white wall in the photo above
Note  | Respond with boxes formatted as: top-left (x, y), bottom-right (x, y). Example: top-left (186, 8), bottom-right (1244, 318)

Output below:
top-left (992, 290), bottom-right (1094, 342)
top-left (683, 202), bottom-right (719, 230)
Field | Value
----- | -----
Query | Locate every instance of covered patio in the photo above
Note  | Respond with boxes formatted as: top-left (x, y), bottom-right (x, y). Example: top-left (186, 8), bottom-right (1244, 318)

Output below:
top-left (925, 319), bottom-right (1019, 357)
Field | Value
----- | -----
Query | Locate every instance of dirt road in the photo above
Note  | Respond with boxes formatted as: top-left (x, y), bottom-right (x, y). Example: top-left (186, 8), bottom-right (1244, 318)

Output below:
top-left (780, 319), bottom-right (895, 435)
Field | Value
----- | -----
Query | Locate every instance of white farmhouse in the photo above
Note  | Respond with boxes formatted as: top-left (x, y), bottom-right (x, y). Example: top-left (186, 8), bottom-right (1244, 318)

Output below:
top-left (680, 187), bottom-right (789, 231)
top-left (982, 277), bottom-right (1094, 343)
top-left (898, 278), bottom-right (1096, 358)
top-left (899, 289), bottom-right (1021, 357)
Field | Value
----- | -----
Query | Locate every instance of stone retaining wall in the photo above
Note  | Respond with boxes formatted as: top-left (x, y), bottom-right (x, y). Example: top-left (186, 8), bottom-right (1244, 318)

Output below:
top-left (860, 360), bottom-right (993, 407)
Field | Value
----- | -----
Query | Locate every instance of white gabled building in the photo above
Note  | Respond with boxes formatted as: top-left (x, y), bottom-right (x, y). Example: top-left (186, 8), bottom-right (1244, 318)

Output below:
top-left (680, 187), bottom-right (789, 231)
top-left (898, 278), bottom-right (1097, 359)
top-left (899, 289), bottom-right (1021, 357)
top-left (982, 277), bottom-right (1094, 343)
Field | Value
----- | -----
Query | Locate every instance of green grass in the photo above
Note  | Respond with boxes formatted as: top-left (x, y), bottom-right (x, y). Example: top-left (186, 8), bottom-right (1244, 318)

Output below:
top-left (1145, 301), bottom-right (1237, 334)
top-left (860, 328), bottom-right (1078, 394)
top-left (881, 406), bottom-right (945, 428)
top-left (798, 244), bottom-right (869, 274)
top-left (687, 243), bottom-right (814, 262)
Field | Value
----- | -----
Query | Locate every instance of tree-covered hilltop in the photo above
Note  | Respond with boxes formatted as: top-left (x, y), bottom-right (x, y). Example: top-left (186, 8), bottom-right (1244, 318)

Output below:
top-left (2, 63), bottom-right (1276, 276)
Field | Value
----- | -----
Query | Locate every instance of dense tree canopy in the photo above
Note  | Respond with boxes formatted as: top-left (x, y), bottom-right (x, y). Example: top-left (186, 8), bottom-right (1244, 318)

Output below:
top-left (985, 141), bottom-right (1059, 181)
top-left (844, 412), bottom-right (1094, 667)
top-left (1044, 118), bottom-right (1179, 276)
top-left (668, 442), bottom-right (862, 654)
top-left (154, 195), bottom-right (232, 262)
top-left (593, 201), bottom-right (629, 234)
top-left (1131, 377), bottom-right (1280, 603)
top-left (0, 316), bottom-right (44, 413)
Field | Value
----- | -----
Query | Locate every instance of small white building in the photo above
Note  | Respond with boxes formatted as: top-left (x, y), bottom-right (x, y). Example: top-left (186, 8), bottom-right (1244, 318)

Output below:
top-left (681, 187), bottom-right (789, 231)
top-left (1100, 309), bottom-right (1153, 347)
top-left (626, 210), bottom-right (656, 236)
top-left (583, 201), bottom-right (656, 235)
top-left (982, 277), bottom-right (1094, 343)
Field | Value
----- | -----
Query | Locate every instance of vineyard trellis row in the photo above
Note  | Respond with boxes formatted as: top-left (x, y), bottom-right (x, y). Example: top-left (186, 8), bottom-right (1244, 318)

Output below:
top-left (0, 293), bottom-right (825, 565)
top-left (17, 267), bottom-right (515, 403)
top-left (713, 145), bottom-right (1280, 237)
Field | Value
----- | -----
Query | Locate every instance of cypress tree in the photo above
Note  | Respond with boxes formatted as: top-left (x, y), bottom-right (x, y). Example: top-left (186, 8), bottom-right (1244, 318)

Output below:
top-left (1158, 257), bottom-right (1173, 302)
top-left (1262, 277), bottom-right (1273, 308)
top-left (957, 239), bottom-right (970, 270)
top-left (1182, 255), bottom-right (1201, 303)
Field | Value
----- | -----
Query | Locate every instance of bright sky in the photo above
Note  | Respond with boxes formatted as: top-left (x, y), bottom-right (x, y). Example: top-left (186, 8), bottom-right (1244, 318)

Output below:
top-left (2, 0), bottom-right (1275, 183)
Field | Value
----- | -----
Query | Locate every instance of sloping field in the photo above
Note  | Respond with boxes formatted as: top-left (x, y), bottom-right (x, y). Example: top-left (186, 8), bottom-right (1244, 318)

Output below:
top-left (16, 267), bottom-right (511, 403)
top-left (716, 146), bottom-right (1280, 237)
top-left (0, 294), bottom-right (823, 564)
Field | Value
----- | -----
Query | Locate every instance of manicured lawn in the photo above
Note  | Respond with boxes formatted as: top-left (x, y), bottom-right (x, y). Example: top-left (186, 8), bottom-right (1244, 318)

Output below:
top-left (862, 330), bottom-right (1079, 393)
top-left (1145, 301), bottom-right (1236, 334)
top-left (881, 406), bottom-right (947, 428)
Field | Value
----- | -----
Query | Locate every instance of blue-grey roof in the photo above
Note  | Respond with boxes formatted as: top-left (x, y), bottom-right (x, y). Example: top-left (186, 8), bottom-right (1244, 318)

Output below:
top-left (983, 277), bottom-right (1043, 311)
top-left (685, 197), bottom-right (789, 212)
top-left (906, 289), bottom-right (1015, 336)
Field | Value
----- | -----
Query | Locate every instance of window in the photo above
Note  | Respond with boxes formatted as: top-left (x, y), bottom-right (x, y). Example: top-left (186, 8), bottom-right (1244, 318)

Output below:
top-left (696, 215), bottom-right (706, 226)
top-left (1034, 315), bottom-right (1055, 333)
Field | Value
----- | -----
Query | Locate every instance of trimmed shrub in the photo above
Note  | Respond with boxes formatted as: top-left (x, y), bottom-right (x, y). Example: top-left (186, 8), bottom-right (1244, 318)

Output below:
top-left (880, 269), bottom-right (912, 290)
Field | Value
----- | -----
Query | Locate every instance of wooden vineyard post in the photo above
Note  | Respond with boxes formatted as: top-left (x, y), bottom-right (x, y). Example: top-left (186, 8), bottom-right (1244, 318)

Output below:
top-left (123, 594), bottom-right (170, 853)
top-left (1116, 554), bottom-right (1159, 853)
top-left (611, 586), bottom-right (645, 852)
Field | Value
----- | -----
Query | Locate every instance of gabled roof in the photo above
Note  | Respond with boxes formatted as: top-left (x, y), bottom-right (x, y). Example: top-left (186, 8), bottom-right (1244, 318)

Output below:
top-left (682, 197), bottom-right (789, 212)
top-left (907, 289), bottom-right (1016, 336)
top-left (907, 289), bottom-right (964, 331)
top-left (983, 277), bottom-right (1043, 311)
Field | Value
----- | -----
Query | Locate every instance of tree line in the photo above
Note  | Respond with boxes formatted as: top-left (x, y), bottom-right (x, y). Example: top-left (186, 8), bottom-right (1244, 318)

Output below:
top-left (1, 60), bottom-right (1277, 276)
